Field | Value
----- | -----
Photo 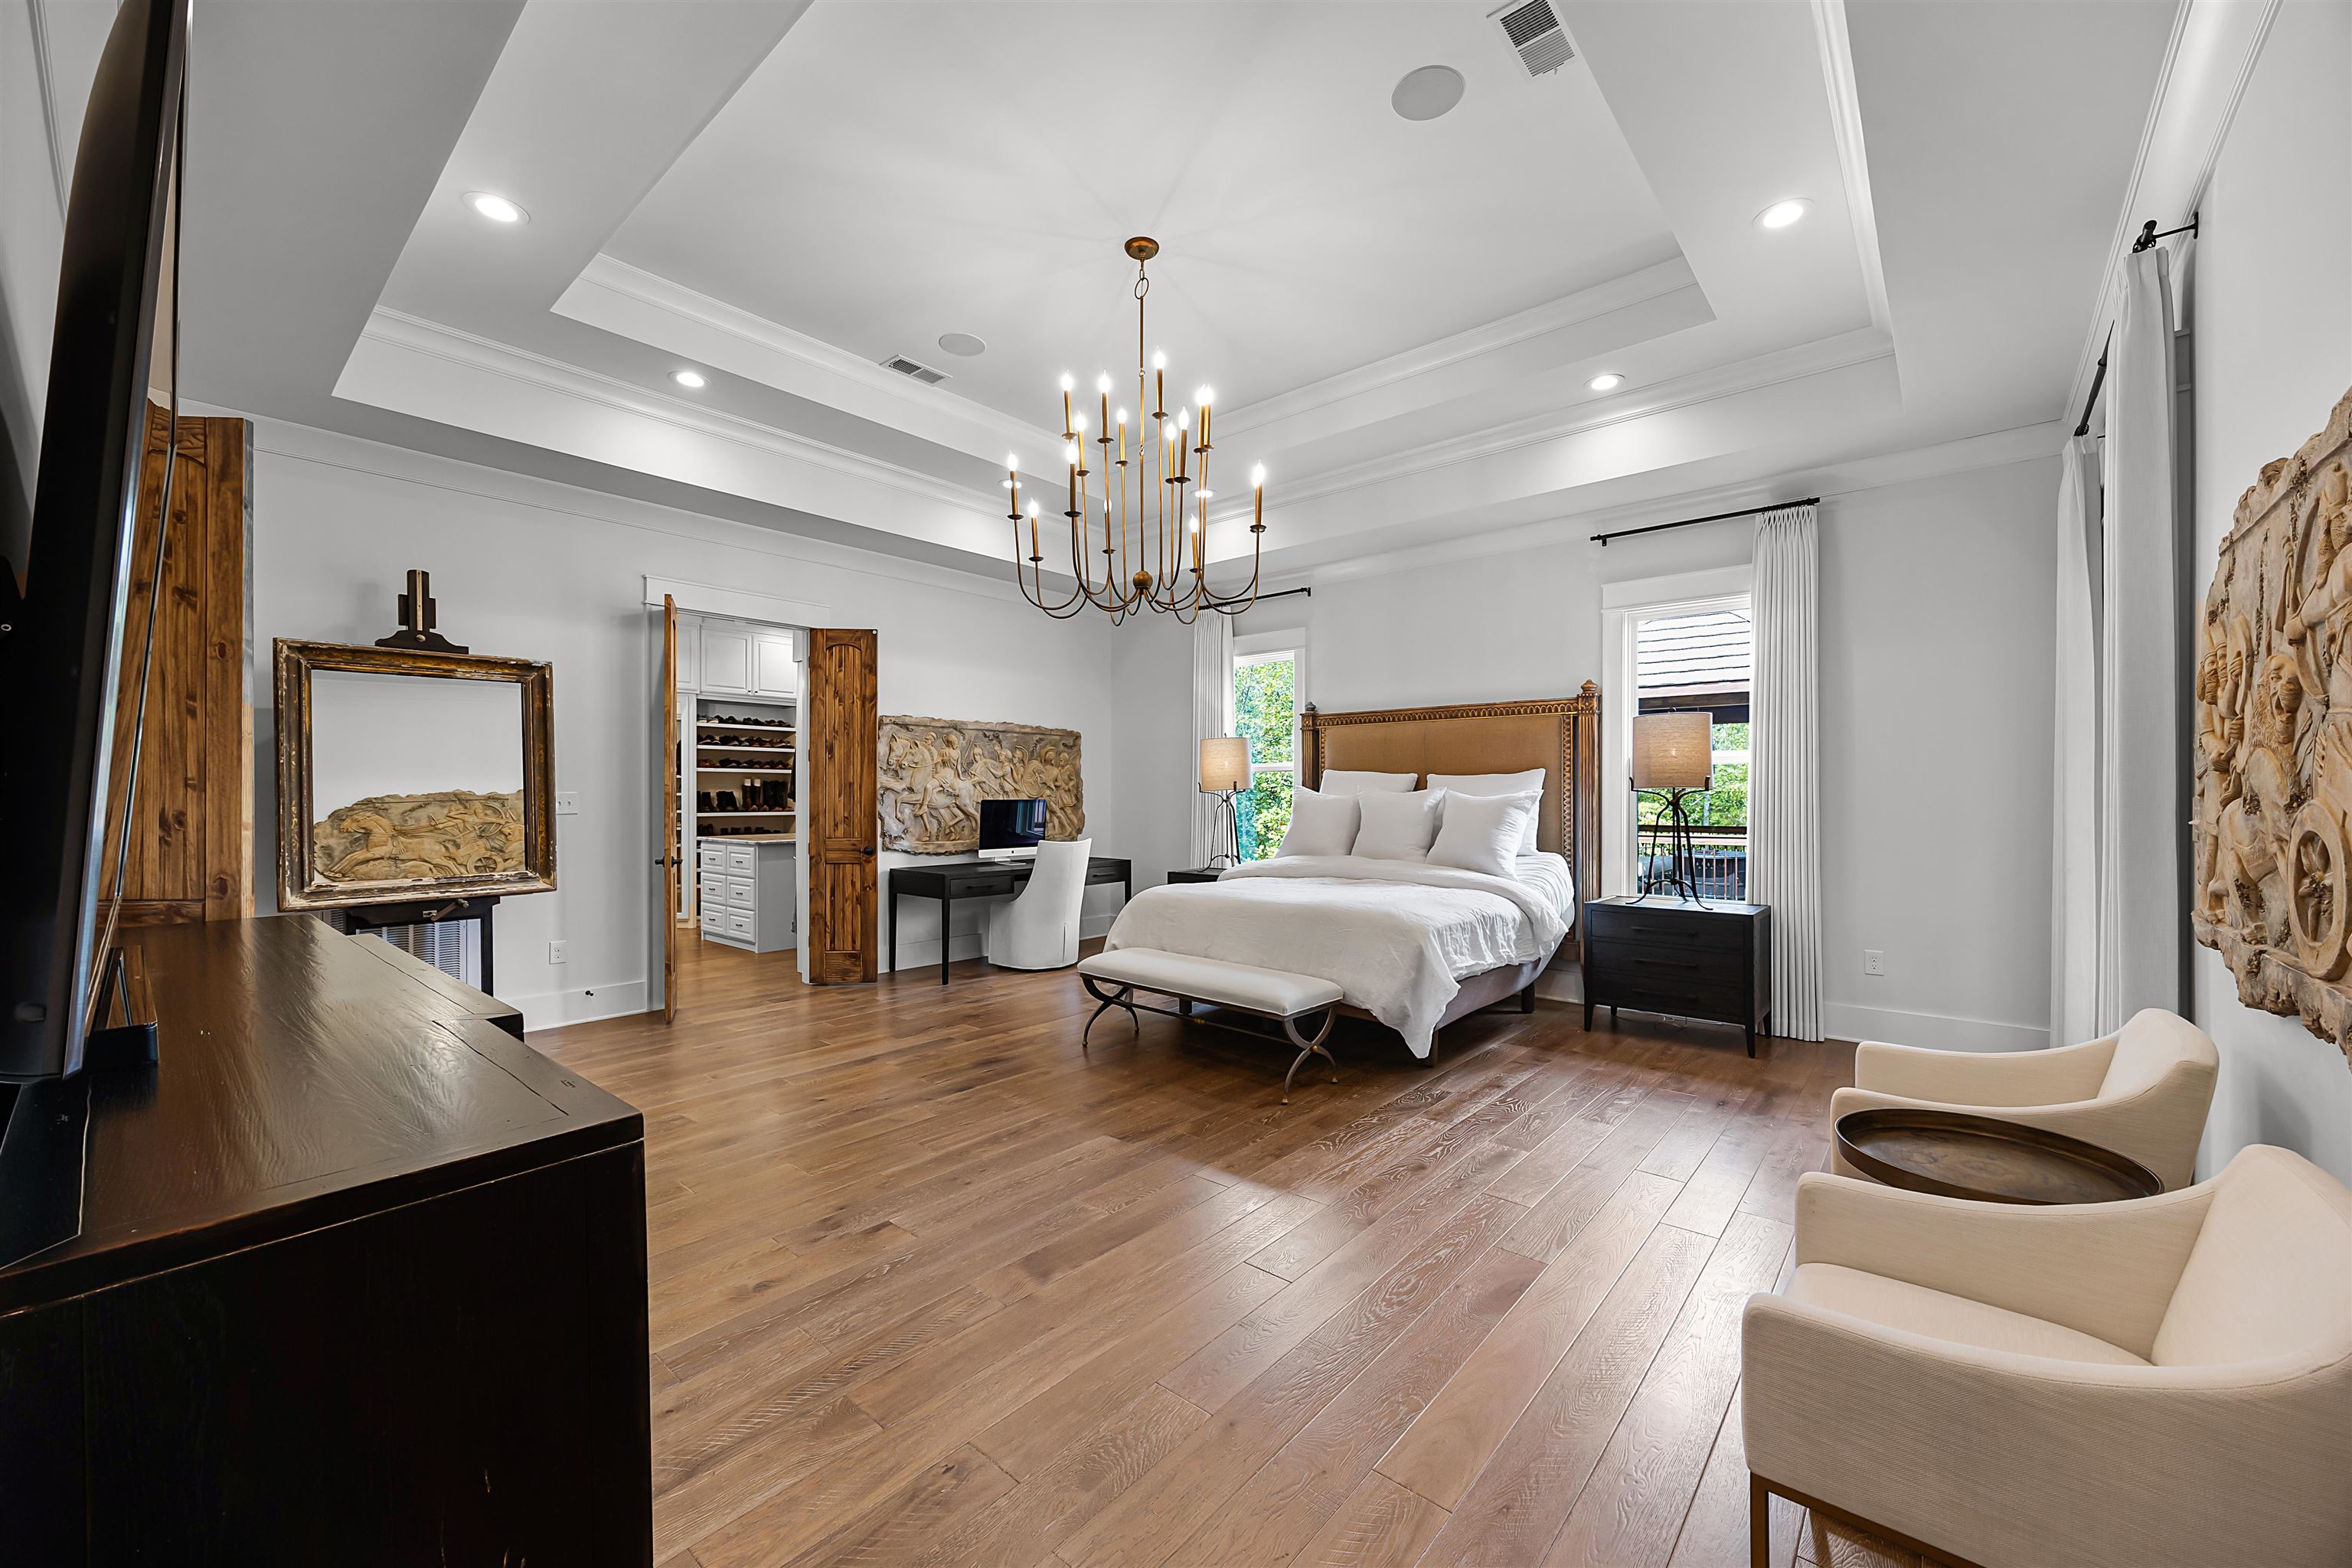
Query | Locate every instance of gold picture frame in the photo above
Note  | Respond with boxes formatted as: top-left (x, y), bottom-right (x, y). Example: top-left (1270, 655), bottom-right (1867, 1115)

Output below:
top-left (273, 639), bottom-right (556, 910)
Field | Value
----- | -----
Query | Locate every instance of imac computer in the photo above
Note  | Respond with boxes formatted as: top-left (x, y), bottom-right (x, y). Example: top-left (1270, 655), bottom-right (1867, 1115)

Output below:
top-left (976, 797), bottom-right (1047, 861)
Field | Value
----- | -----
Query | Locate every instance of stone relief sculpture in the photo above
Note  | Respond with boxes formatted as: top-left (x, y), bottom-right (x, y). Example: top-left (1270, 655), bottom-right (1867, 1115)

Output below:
top-left (2193, 386), bottom-right (2352, 1066)
top-left (876, 716), bottom-right (1084, 854)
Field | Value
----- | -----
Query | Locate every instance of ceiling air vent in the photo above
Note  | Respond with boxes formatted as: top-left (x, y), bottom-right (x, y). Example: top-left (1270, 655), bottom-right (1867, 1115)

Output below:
top-left (1489, 0), bottom-right (1575, 78)
top-left (880, 352), bottom-right (949, 385)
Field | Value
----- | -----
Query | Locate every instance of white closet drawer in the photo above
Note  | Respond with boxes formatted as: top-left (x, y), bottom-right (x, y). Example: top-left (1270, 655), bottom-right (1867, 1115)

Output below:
top-left (698, 873), bottom-right (729, 909)
top-left (727, 875), bottom-right (756, 906)
top-left (725, 910), bottom-right (754, 939)
top-left (724, 846), bottom-right (756, 874)
top-left (697, 843), bottom-right (727, 871)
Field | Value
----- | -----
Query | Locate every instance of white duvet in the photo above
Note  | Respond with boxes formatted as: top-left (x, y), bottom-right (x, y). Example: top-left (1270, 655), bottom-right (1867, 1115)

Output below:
top-left (1102, 854), bottom-right (1573, 1057)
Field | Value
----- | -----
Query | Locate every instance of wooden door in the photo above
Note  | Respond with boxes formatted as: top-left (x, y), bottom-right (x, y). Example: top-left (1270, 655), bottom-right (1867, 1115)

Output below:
top-left (660, 596), bottom-right (681, 1021)
top-left (804, 629), bottom-right (877, 984)
top-left (98, 410), bottom-right (252, 924)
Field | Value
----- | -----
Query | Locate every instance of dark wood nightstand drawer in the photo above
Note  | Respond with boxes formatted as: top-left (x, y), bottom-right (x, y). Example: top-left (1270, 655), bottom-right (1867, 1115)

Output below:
top-left (1582, 901), bottom-right (1755, 953)
top-left (1581, 895), bottom-right (1770, 1056)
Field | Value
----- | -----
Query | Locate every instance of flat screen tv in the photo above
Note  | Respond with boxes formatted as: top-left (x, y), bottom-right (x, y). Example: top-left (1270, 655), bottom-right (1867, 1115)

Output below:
top-left (977, 797), bottom-right (1049, 860)
top-left (0, 0), bottom-right (187, 1086)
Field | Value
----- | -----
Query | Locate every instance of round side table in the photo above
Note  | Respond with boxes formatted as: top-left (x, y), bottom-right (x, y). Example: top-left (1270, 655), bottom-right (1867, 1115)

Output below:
top-left (1834, 1108), bottom-right (2163, 1204)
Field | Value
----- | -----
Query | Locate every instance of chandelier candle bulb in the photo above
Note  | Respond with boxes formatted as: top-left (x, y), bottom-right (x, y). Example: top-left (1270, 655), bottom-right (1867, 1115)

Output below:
top-left (1117, 410), bottom-right (1127, 462)
top-left (1060, 372), bottom-right (1073, 433)
top-left (1153, 350), bottom-right (1165, 417)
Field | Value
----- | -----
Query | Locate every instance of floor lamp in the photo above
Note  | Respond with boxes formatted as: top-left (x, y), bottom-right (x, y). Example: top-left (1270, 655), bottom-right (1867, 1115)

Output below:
top-left (1200, 737), bottom-right (1250, 868)
top-left (1633, 710), bottom-right (1713, 903)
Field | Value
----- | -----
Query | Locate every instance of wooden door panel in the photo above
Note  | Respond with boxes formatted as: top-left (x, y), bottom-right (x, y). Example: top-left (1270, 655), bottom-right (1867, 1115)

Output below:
top-left (661, 596), bottom-right (681, 1021)
top-left (805, 629), bottom-right (877, 985)
top-left (100, 411), bottom-right (251, 925)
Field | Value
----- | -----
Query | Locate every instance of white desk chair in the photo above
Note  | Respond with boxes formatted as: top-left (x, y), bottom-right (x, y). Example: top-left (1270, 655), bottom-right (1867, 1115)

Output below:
top-left (986, 838), bottom-right (1090, 971)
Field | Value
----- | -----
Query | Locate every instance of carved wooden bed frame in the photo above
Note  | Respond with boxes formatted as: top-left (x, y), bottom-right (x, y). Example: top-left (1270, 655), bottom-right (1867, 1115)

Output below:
top-left (1299, 683), bottom-right (1602, 985)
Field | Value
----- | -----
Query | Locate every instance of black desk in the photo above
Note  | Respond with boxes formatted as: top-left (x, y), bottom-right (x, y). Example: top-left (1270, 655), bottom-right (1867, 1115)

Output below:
top-left (890, 855), bottom-right (1132, 983)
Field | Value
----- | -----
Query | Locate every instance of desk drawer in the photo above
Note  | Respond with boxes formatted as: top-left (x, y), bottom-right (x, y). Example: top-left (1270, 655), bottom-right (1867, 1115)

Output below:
top-left (1583, 903), bottom-right (1751, 954)
top-left (954, 872), bottom-right (1018, 899)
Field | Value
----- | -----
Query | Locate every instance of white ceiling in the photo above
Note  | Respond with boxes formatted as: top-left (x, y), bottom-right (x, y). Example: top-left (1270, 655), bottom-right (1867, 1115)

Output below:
top-left (175, 0), bottom-right (2187, 584)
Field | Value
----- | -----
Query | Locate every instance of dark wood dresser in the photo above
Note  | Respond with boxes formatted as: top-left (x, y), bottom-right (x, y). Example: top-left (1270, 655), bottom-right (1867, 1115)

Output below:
top-left (0, 916), bottom-right (651, 1566)
top-left (1582, 895), bottom-right (1772, 1056)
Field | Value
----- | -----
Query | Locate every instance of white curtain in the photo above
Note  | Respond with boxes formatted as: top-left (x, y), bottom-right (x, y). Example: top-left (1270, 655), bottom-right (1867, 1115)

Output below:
top-left (2050, 433), bottom-right (2105, 1045)
top-left (1751, 504), bottom-right (1823, 1041)
top-left (1188, 614), bottom-right (1233, 869)
top-left (2094, 246), bottom-right (2182, 1030)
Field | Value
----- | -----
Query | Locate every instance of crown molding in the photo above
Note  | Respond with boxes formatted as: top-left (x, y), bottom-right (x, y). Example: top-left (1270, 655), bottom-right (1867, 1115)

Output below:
top-left (353, 306), bottom-right (1009, 524)
top-left (1240, 327), bottom-right (1896, 526)
top-left (1810, 0), bottom-right (1892, 335)
top-left (2061, 0), bottom-right (2278, 426)
top-left (1217, 257), bottom-right (1704, 433)
top-left (1285, 418), bottom-right (2063, 590)
top-left (562, 252), bottom-right (1055, 449)
top-left (200, 400), bottom-right (1042, 607)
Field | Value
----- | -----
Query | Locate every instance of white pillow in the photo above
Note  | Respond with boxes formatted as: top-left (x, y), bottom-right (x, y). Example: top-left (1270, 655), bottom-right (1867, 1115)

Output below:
top-left (1430, 769), bottom-right (1547, 854)
top-left (1353, 789), bottom-right (1445, 861)
top-left (1319, 769), bottom-right (1417, 795)
top-left (1275, 786), bottom-right (1360, 858)
top-left (1428, 791), bottom-right (1541, 879)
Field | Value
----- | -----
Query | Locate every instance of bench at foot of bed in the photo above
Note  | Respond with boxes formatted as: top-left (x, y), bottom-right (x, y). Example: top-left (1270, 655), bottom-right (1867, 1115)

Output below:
top-left (1076, 948), bottom-right (1343, 1103)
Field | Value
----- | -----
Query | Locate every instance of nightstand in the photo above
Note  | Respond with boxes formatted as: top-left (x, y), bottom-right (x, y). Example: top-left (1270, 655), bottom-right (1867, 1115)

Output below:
top-left (1582, 895), bottom-right (1771, 1056)
top-left (1165, 867), bottom-right (1225, 885)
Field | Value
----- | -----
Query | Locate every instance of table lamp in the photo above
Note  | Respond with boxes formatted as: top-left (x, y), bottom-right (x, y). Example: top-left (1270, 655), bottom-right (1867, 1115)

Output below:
top-left (1632, 710), bottom-right (1713, 903)
top-left (1199, 737), bottom-right (1251, 867)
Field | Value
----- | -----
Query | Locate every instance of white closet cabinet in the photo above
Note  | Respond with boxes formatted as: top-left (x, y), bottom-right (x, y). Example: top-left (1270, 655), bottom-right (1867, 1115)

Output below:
top-left (753, 630), bottom-right (797, 699)
top-left (701, 622), bottom-right (753, 694)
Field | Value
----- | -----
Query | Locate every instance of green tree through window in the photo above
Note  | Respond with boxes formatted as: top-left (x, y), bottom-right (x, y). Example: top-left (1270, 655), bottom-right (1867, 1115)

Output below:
top-left (1232, 652), bottom-right (1296, 860)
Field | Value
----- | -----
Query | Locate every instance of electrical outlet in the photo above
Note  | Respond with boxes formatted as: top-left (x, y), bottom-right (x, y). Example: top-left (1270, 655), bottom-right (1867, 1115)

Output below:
top-left (554, 792), bottom-right (580, 815)
top-left (1863, 949), bottom-right (1885, 977)
top-left (548, 939), bottom-right (569, 965)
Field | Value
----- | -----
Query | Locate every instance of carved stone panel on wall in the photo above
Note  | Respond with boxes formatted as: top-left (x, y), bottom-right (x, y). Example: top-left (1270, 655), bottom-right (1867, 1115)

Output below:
top-left (2193, 386), bottom-right (2352, 1069)
top-left (877, 716), bottom-right (1084, 854)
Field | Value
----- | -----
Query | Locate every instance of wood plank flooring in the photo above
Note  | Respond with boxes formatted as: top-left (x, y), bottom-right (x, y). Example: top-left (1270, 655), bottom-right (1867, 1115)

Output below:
top-left (534, 936), bottom-right (1922, 1568)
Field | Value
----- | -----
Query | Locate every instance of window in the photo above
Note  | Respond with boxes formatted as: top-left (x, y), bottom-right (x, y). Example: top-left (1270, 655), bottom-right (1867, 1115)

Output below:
top-left (1632, 603), bottom-right (1752, 898)
top-left (1230, 639), bottom-right (1301, 861)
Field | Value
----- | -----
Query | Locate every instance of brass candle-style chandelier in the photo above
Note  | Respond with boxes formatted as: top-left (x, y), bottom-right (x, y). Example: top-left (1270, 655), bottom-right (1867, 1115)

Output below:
top-left (1010, 237), bottom-right (1267, 623)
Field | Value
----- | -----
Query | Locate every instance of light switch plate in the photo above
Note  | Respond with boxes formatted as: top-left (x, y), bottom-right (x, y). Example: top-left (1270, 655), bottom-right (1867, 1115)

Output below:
top-left (554, 792), bottom-right (580, 815)
top-left (548, 939), bottom-right (569, 965)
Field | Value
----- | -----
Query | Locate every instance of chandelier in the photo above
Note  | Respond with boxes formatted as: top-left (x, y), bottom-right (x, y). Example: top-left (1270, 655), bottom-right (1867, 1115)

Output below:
top-left (1009, 237), bottom-right (1266, 623)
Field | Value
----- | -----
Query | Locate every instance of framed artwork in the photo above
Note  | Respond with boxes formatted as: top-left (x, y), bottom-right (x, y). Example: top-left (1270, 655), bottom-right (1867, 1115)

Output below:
top-left (876, 716), bottom-right (1083, 854)
top-left (273, 639), bottom-right (555, 910)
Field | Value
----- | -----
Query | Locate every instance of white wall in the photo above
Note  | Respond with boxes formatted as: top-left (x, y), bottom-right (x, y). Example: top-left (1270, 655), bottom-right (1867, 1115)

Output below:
top-left (1233, 455), bottom-right (2060, 1052)
top-left (243, 416), bottom-right (1182, 1029)
top-left (2184, 0), bottom-right (2352, 1184)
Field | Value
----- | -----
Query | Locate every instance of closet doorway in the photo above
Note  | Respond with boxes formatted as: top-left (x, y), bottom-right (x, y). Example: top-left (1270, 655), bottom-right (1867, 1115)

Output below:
top-left (644, 579), bottom-right (877, 1019)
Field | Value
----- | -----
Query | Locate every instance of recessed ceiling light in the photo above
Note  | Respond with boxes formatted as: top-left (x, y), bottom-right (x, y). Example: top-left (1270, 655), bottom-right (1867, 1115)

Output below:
top-left (1588, 372), bottom-right (1623, 392)
top-left (936, 332), bottom-right (987, 358)
top-left (671, 369), bottom-right (707, 389)
top-left (1391, 64), bottom-right (1465, 122)
top-left (1756, 198), bottom-right (1810, 230)
top-left (465, 191), bottom-right (526, 224)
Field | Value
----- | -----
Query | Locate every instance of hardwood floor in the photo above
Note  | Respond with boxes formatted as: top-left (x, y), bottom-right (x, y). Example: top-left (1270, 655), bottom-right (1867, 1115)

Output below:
top-left (534, 935), bottom-right (1922, 1568)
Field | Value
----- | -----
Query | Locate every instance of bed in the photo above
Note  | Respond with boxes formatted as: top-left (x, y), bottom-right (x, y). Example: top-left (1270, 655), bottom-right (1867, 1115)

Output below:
top-left (1103, 686), bottom-right (1602, 1057)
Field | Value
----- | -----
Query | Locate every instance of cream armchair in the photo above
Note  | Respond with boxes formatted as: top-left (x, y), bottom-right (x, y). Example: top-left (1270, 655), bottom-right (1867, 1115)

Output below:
top-left (1831, 1008), bottom-right (2217, 1190)
top-left (1742, 1145), bottom-right (2352, 1568)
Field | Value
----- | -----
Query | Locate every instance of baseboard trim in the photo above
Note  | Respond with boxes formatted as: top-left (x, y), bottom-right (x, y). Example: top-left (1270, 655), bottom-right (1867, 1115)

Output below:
top-left (1820, 1001), bottom-right (2048, 1053)
top-left (511, 980), bottom-right (650, 1034)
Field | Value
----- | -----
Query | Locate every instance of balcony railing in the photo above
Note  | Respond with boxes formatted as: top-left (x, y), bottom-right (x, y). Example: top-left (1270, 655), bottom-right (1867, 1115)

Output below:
top-left (1635, 823), bottom-right (1748, 901)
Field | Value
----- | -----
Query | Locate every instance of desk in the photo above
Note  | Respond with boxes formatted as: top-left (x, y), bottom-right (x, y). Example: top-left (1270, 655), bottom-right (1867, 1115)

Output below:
top-left (890, 855), bottom-right (1132, 983)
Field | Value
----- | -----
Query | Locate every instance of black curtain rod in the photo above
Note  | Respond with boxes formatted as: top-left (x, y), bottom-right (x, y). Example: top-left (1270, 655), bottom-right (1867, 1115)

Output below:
top-left (1255, 585), bottom-right (1312, 603)
top-left (2074, 214), bottom-right (2198, 439)
top-left (1590, 498), bottom-right (1821, 547)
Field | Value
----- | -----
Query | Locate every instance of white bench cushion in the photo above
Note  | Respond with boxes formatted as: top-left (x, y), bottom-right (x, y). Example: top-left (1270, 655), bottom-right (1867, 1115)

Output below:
top-left (1081, 948), bottom-right (1341, 1018)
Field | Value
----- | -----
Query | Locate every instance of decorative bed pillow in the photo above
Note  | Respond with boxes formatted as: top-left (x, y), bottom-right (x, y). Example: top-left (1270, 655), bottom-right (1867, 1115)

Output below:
top-left (1353, 789), bottom-right (1445, 861)
top-left (1427, 791), bottom-right (1542, 879)
top-left (1276, 786), bottom-right (1361, 858)
top-left (1318, 769), bottom-right (1418, 795)
top-left (1430, 769), bottom-right (1547, 854)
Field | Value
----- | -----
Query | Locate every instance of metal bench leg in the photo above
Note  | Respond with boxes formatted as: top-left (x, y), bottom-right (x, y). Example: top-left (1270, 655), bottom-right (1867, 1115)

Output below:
top-left (1279, 1004), bottom-right (1340, 1103)
top-left (1080, 978), bottom-right (1140, 1051)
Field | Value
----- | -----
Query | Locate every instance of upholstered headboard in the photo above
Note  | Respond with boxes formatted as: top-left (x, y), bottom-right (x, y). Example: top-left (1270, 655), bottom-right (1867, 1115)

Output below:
top-left (1302, 684), bottom-right (1602, 954)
